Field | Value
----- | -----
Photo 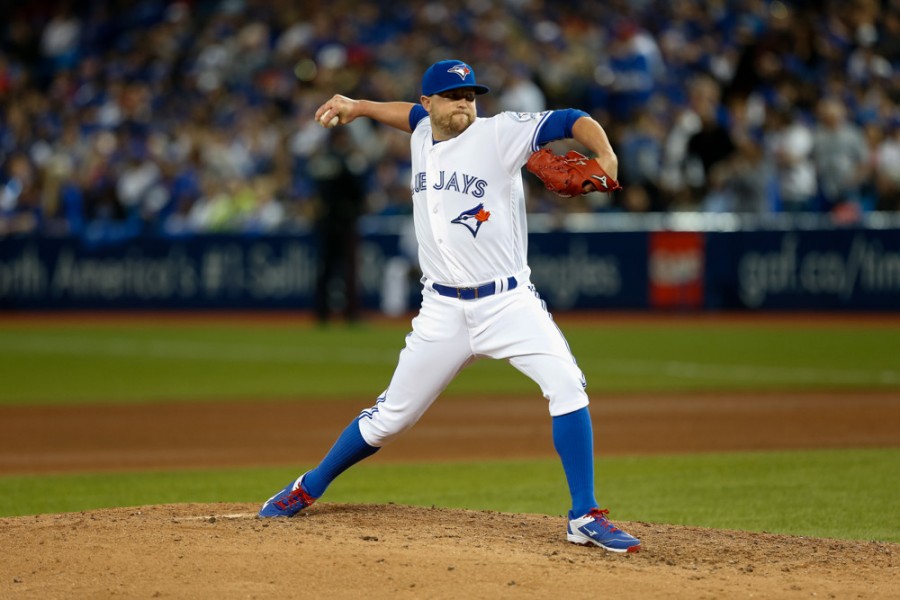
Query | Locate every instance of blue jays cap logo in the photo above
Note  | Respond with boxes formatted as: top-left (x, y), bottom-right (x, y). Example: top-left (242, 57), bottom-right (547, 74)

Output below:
top-left (447, 64), bottom-right (471, 80)
top-left (421, 59), bottom-right (490, 96)
top-left (451, 203), bottom-right (491, 238)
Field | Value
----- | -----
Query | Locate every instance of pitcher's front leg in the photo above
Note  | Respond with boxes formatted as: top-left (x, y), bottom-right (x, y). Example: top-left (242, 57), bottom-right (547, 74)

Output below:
top-left (358, 304), bottom-right (475, 447)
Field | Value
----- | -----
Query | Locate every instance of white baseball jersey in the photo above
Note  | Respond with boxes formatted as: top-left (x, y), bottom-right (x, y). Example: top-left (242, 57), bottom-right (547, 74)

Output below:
top-left (356, 108), bottom-right (589, 449)
top-left (409, 111), bottom-right (550, 287)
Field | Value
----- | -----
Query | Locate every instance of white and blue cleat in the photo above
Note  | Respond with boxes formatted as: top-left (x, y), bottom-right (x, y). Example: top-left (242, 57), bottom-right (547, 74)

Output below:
top-left (258, 473), bottom-right (317, 518)
top-left (567, 508), bottom-right (641, 553)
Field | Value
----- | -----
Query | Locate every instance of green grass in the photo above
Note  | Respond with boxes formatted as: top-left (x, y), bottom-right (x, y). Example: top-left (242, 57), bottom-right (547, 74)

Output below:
top-left (1, 448), bottom-right (897, 543)
top-left (1, 318), bottom-right (897, 544)
top-left (1, 320), bottom-right (897, 405)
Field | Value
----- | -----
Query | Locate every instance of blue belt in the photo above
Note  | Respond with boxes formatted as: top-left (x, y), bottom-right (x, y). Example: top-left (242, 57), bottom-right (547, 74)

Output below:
top-left (432, 276), bottom-right (518, 300)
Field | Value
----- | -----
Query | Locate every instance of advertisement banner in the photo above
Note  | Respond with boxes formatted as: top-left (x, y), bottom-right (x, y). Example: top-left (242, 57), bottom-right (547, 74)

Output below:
top-left (704, 229), bottom-right (900, 310)
top-left (648, 231), bottom-right (705, 309)
top-left (3, 228), bottom-right (899, 311)
top-left (0, 232), bottom-right (650, 311)
top-left (528, 231), bottom-right (648, 310)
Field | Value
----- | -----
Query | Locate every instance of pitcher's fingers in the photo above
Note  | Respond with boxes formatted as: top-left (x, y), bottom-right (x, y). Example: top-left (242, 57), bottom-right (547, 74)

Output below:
top-left (314, 105), bottom-right (333, 123)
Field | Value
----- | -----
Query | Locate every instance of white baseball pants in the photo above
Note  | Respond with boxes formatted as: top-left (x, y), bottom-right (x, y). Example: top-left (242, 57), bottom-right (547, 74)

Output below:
top-left (357, 282), bottom-right (589, 447)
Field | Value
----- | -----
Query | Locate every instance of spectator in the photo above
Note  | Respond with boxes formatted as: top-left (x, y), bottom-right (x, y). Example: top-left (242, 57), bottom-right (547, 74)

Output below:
top-left (812, 97), bottom-right (870, 212)
top-left (617, 110), bottom-right (665, 211)
top-left (874, 117), bottom-right (900, 211)
top-left (703, 137), bottom-right (770, 214)
top-left (115, 140), bottom-right (165, 228)
top-left (764, 106), bottom-right (817, 212)
top-left (685, 87), bottom-right (737, 207)
top-left (0, 152), bottom-right (40, 235)
top-left (601, 19), bottom-right (662, 122)
top-left (661, 74), bottom-right (735, 210)
top-left (0, 0), bottom-right (898, 241)
top-left (498, 65), bottom-right (546, 114)
top-left (39, 3), bottom-right (81, 79)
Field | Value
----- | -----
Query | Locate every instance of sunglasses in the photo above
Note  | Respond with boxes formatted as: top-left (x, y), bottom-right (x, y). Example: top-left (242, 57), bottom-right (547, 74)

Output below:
top-left (437, 89), bottom-right (477, 102)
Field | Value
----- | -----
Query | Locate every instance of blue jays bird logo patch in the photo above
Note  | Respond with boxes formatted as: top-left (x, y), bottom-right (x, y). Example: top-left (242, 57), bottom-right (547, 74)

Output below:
top-left (447, 64), bottom-right (471, 80)
top-left (451, 203), bottom-right (491, 238)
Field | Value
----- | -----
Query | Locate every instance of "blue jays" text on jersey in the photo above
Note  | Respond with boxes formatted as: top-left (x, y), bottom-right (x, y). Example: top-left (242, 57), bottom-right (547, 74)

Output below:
top-left (413, 171), bottom-right (488, 198)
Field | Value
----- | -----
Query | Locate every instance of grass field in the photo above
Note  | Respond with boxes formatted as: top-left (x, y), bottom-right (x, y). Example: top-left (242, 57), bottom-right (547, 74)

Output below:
top-left (1, 449), bottom-right (898, 542)
top-left (1, 317), bottom-right (898, 404)
top-left (1, 316), bottom-right (898, 543)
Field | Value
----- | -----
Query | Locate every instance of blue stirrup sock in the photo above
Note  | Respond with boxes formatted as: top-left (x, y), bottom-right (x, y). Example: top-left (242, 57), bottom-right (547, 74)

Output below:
top-left (552, 407), bottom-right (599, 518)
top-left (301, 418), bottom-right (379, 498)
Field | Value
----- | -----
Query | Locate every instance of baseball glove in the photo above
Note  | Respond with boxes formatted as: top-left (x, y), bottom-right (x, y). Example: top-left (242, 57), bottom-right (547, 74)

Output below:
top-left (526, 148), bottom-right (622, 198)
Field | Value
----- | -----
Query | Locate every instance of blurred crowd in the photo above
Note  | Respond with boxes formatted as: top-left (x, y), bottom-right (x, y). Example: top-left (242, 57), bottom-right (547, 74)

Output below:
top-left (1, 0), bottom-right (899, 240)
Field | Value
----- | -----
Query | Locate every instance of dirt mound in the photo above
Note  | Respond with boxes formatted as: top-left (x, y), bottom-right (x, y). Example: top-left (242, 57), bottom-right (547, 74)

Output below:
top-left (2, 503), bottom-right (896, 599)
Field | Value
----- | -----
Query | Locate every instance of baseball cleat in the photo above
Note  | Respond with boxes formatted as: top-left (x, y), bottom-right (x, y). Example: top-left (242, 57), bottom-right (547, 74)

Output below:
top-left (258, 473), bottom-right (316, 518)
top-left (566, 508), bottom-right (641, 553)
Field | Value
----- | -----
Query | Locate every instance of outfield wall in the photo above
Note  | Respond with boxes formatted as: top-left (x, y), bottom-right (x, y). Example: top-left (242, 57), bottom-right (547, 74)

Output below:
top-left (2, 216), bottom-right (899, 311)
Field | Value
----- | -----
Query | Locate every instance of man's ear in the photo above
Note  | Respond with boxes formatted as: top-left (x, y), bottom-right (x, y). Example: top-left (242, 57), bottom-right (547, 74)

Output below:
top-left (420, 95), bottom-right (432, 112)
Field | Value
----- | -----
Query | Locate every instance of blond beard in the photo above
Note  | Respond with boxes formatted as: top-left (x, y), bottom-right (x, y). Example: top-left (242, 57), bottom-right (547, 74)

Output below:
top-left (432, 111), bottom-right (475, 139)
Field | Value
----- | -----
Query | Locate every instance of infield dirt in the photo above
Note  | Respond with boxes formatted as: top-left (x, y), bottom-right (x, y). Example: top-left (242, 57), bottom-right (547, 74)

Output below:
top-left (2, 501), bottom-right (897, 599)
top-left (1, 390), bottom-right (899, 598)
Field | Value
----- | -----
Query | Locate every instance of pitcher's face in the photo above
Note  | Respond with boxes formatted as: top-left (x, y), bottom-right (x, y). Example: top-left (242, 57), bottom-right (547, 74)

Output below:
top-left (422, 88), bottom-right (477, 140)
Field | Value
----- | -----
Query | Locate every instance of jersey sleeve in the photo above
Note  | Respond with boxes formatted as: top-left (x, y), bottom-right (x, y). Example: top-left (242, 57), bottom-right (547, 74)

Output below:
top-left (493, 111), bottom-right (553, 173)
top-left (534, 109), bottom-right (589, 146)
top-left (409, 104), bottom-right (429, 131)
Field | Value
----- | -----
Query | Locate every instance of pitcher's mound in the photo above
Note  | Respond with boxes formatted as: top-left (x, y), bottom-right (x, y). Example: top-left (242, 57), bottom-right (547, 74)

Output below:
top-left (2, 502), bottom-right (896, 599)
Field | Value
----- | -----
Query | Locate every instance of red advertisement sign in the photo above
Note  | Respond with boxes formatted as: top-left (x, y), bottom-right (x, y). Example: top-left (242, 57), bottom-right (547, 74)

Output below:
top-left (649, 232), bottom-right (705, 309)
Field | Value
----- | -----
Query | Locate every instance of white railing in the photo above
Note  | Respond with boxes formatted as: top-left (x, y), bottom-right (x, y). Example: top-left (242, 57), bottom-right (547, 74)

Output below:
top-left (359, 211), bottom-right (900, 235)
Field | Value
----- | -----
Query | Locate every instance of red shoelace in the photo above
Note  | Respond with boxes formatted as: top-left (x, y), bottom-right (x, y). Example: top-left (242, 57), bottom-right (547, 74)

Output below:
top-left (586, 508), bottom-right (619, 532)
top-left (275, 486), bottom-right (316, 510)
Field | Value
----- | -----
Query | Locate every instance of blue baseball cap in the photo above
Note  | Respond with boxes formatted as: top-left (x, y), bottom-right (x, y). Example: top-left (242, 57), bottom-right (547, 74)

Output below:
top-left (421, 60), bottom-right (490, 97)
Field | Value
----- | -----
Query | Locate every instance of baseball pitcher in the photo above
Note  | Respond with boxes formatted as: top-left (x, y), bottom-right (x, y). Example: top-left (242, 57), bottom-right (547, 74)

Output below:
top-left (259, 60), bottom-right (639, 553)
